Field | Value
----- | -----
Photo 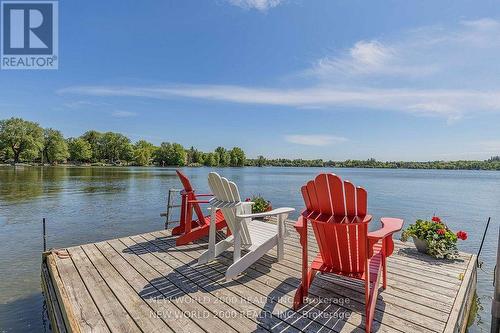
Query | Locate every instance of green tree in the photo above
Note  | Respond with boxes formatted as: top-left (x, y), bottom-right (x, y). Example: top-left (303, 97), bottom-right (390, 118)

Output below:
top-left (229, 147), bottom-right (245, 167)
top-left (153, 142), bottom-right (186, 166)
top-left (186, 146), bottom-right (196, 165)
top-left (80, 130), bottom-right (102, 162)
top-left (215, 146), bottom-right (230, 167)
top-left (192, 149), bottom-right (204, 164)
top-left (99, 132), bottom-right (132, 163)
top-left (0, 117), bottom-right (44, 163)
top-left (43, 128), bottom-right (69, 164)
top-left (133, 140), bottom-right (155, 166)
top-left (256, 155), bottom-right (266, 167)
top-left (153, 142), bottom-right (171, 166)
top-left (203, 152), bottom-right (219, 167)
top-left (20, 147), bottom-right (40, 162)
top-left (67, 137), bottom-right (92, 162)
top-left (0, 147), bottom-right (11, 161)
top-left (171, 143), bottom-right (186, 166)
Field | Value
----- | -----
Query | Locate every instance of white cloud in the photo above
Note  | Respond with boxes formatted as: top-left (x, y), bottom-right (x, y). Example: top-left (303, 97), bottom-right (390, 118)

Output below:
top-left (227, 0), bottom-right (283, 11)
top-left (461, 18), bottom-right (500, 30)
top-left (58, 84), bottom-right (500, 120)
top-left (313, 41), bottom-right (398, 76)
top-left (285, 134), bottom-right (348, 146)
top-left (111, 110), bottom-right (137, 118)
top-left (58, 18), bottom-right (500, 122)
top-left (63, 100), bottom-right (110, 109)
top-left (307, 18), bottom-right (500, 83)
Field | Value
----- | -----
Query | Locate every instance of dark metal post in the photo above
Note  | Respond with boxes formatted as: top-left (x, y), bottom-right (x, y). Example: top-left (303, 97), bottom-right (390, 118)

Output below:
top-left (42, 218), bottom-right (47, 252)
top-left (492, 225), bottom-right (500, 333)
top-left (165, 190), bottom-right (172, 229)
top-left (478, 217), bottom-right (491, 264)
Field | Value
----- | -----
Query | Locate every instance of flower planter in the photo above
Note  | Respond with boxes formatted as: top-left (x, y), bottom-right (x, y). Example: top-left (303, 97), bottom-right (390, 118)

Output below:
top-left (412, 237), bottom-right (428, 254)
top-left (401, 216), bottom-right (467, 260)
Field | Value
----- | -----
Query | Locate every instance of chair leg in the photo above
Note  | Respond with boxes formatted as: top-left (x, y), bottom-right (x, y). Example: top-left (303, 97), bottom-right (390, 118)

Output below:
top-left (276, 213), bottom-right (288, 261)
top-left (293, 268), bottom-right (316, 310)
top-left (294, 216), bottom-right (309, 310)
top-left (365, 309), bottom-right (371, 333)
top-left (225, 238), bottom-right (275, 281)
top-left (308, 269), bottom-right (317, 289)
top-left (382, 237), bottom-right (387, 289)
top-left (365, 280), bottom-right (372, 333)
top-left (382, 255), bottom-right (387, 289)
top-left (293, 285), bottom-right (304, 310)
top-left (365, 262), bottom-right (382, 333)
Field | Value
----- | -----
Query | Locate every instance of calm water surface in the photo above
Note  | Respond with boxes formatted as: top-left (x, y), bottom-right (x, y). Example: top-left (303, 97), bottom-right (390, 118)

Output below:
top-left (0, 166), bottom-right (498, 332)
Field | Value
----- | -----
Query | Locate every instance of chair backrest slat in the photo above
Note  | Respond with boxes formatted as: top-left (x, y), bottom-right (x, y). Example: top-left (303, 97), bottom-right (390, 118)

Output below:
top-left (356, 187), bottom-right (368, 217)
top-left (208, 172), bottom-right (252, 246)
top-left (327, 174), bottom-right (346, 216)
top-left (301, 173), bottom-right (369, 274)
top-left (344, 181), bottom-right (357, 216)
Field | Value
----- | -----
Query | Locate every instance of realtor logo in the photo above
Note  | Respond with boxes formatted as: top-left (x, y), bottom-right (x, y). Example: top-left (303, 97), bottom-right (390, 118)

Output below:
top-left (1, 1), bottom-right (58, 69)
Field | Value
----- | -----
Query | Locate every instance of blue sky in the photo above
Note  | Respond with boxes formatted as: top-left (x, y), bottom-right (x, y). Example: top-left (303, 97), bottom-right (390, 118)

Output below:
top-left (2, 0), bottom-right (500, 161)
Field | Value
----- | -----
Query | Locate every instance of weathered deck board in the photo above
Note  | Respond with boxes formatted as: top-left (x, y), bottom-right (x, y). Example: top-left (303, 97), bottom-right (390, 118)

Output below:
top-left (42, 220), bottom-right (476, 333)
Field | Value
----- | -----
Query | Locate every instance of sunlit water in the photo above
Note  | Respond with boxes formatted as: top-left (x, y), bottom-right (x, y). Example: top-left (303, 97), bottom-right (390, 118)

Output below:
top-left (0, 166), bottom-right (498, 332)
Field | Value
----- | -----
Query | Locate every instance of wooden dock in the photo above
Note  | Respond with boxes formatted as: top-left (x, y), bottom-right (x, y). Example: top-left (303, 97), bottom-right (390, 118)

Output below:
top-left (41, 220), bottom-right (477, 333)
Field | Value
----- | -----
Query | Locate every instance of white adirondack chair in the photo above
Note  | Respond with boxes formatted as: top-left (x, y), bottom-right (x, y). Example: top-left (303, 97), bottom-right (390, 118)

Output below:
top-left (198, 172), bottom-right (295, 280)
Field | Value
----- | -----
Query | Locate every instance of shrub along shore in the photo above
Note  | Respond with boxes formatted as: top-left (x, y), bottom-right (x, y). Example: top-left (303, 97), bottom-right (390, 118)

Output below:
top-left (1, 117), bottom-right (499, 170)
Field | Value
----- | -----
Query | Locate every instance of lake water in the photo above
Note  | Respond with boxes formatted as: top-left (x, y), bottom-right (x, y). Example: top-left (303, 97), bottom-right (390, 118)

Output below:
top-left (0, 166), bottom-right (498, 332)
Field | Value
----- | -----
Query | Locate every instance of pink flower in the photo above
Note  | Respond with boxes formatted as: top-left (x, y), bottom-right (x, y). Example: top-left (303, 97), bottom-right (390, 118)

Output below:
top-left (245, 198), bottom-right (251, 202)
top-left (437, 229), bottom-right (446, 235)
top-left (432, 216), bottom-right (442, 223)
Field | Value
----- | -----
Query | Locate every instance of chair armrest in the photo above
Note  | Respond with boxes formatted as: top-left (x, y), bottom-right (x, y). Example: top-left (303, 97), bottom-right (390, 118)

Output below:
top-left (367, 217), bottom-right (404, 240)
top-left (195, 193), bottom-right (214, 197)
top-left (368, 217), bottom-right (404, 258)
top-left (188, 200), bottom-right (210, 204)
top-left (236, 207), bottom-right (295, 219)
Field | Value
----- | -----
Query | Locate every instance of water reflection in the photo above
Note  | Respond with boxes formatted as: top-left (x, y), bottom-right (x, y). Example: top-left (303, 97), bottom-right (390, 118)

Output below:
top-left (0, 292), bottom-right (48, 333)
top-left (0, 167), bottom-right (58, 202)
top-left (0, 166), bottom-right (180, 203)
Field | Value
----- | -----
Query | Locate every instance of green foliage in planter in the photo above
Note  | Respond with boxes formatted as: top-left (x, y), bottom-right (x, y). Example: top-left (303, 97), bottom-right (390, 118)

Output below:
top-left (247, 195), bottom-right (271, 214)
top-left (401, 217), bottom-right (464, 259)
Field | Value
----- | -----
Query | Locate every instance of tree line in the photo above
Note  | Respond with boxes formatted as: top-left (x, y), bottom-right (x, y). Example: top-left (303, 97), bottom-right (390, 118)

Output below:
top-left (246, 156), bottom-right (500, 170)
top-left (0, 117), bottom-right (245, 167)
top-left (1, 117), bottom-right (499, 170)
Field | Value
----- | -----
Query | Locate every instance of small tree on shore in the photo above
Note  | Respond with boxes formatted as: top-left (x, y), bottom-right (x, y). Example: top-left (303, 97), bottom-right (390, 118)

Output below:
top-left (153, 142), bottom-right (186, 166)
top-left (0, 117), bottom-right (44, 163)
top-left (230, 147), bottom-right (245, 167)
top-left (99, 132), bottom-right (132, 164)
top-left (80, 130), bottom-right (102, 162)
top-left (43, 128), bottom-right (69, 164)
top-left (133, 140), bottom-right (155, 166)
top-left (215, 146), bottom-right (230, 166)
top-left (67, 137), bottom-right (92, 163)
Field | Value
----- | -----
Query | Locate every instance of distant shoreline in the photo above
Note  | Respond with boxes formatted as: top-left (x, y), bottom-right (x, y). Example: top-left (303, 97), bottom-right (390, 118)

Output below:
top-left (1, 162), bottom-right (499, 171)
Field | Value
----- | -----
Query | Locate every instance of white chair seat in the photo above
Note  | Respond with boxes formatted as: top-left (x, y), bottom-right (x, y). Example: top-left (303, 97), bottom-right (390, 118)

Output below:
top-left (246, 220), bottom-right (278, 251)
top-left (199, 172), bottom-right (295, 280)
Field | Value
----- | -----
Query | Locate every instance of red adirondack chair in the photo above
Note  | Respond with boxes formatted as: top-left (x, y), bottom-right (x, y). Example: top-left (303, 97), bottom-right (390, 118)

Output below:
top-left (172, 170), bottom-right (229, 246)
top-left (293, 173), bottom-right (403, 332)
